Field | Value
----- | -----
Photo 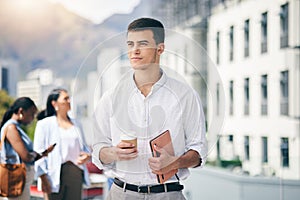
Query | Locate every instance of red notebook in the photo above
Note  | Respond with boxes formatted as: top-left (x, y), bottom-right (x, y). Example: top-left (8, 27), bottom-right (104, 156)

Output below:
top-left (149, 130), bottom-right (178, 184)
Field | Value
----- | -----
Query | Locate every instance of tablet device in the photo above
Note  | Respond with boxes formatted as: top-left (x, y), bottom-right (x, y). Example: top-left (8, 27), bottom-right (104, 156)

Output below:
top-left (149, 130), bottom-right (178, 184)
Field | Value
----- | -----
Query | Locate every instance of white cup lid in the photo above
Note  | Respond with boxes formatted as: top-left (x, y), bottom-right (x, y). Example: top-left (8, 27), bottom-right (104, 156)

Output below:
top-left (120, 133), bottom-right (137, 140)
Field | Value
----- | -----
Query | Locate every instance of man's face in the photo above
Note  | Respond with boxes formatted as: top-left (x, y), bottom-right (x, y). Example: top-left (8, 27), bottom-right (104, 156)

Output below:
top-left (127, 30), bottom-right (163, 70)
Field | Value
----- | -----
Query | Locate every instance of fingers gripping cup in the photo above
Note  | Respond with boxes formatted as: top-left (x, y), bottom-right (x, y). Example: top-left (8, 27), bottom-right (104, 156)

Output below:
top-left (121, 133), bottom-right (137, 148)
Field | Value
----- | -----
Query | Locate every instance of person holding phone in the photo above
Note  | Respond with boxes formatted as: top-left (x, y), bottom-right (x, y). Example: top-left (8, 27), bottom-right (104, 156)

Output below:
top-left (0, 97), bottom-right (41, 200)
top-left (33, 88), bottom-right (91, 200)
top-left (92, 18), bottom-right (208, 199)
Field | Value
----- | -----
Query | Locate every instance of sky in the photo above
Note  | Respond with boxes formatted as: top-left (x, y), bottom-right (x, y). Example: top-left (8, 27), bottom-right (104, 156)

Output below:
top-left (49, 0), bottom-right (141, 24)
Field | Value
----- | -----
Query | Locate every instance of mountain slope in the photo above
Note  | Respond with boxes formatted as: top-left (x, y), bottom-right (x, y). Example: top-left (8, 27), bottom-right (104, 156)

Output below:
top-left (0, 0), bottom-right (114, 78)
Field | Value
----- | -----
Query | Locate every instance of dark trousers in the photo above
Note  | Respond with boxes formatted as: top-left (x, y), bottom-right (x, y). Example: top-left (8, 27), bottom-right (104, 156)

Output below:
top-left (48, 161), bottom-right (83, 200)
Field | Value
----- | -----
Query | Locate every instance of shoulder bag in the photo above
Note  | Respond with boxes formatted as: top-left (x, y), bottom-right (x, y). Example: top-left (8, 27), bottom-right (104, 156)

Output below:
top-left (0, 125), bottom-right (26, 197)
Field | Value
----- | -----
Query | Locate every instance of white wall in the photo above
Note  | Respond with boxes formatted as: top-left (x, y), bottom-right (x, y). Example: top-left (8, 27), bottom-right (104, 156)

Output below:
top-left (208, 0), bottom-right (300, 179)
top-left (182, 167), bottom-right (300, 200)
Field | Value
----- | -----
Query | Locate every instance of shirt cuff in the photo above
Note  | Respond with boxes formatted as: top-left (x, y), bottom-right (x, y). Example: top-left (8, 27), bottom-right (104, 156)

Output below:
top-left (189, 147), bottom-right (207, 168)
top-left (92, 144), bottom-right (115, 171)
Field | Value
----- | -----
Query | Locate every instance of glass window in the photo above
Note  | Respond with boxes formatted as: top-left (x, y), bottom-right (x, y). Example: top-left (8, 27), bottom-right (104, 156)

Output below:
top-left (262, 137), bottom-right (268, 163)
top-left (216, 32), bottom-right (220, 64)
top-left (280, 3), bottom-right (289, 48)
top-left (261, 12), bottom-right (268, 53)
top-left (216, 83), bottom-right (220, 116)
top-left (187, 0), bottom-right (198, 17)
top-left (280, 70), bottom-right (289, 115)
top-left (280, 138), bottom-right (289, 167)
top-left (244, 19), bottom-right (250, 57)
top-left (228, 135), bottom-right (233, 142)
top-left (244, 136), bottom-right (250, 160)
top-left (229, 80), bottom-right (234, 115)
top-left (217, 136), bottom-right (220, 160)
top-left (229, 26), bottom-right (234, 61)
top-left (261, 75), bottom-right (268, 115)
top-left (1, 67), bottom-right (9, 92)
top-left (244, 78), bottom-right (250, 115)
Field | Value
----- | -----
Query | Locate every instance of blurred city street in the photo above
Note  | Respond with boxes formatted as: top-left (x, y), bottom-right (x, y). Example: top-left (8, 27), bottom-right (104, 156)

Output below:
top-left (0, 0), bottom-right (299, 199)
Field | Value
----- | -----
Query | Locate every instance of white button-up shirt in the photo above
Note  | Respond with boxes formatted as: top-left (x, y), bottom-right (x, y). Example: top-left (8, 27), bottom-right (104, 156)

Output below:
top-left (92, 69), bottom-right (207, 185)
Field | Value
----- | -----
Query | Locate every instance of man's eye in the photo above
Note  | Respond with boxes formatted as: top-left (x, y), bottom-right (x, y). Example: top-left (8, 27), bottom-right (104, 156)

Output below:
top-left (140, 42), bottom-right (147, 46)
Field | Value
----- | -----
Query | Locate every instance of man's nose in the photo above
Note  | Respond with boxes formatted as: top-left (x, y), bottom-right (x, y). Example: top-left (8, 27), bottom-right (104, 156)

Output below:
top-left (132, 45), bottom-right (140, 54)
top-left (132, 44), bottom-right (140, 52)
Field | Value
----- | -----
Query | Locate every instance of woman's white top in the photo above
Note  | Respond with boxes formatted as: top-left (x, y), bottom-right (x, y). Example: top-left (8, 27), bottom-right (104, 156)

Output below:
top-left (59, 126), bottom-right (83, 170)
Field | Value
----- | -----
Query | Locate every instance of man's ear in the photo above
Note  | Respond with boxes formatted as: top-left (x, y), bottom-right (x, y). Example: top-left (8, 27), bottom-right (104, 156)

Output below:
top-left (157, 43), bottom-right (165, 55)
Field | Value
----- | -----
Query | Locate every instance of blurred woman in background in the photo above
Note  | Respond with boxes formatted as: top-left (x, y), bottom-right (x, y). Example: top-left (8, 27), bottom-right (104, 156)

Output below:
top-left (34, 88), bottom-right (91, 200)
top-left (0, 97), bottom-right (38, 200)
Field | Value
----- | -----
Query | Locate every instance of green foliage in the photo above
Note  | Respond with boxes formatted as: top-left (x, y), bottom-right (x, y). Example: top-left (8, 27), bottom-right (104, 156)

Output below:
top-left (21, 119), bottom-right (37, 141)
top-left (219, 158), bottom-right (242, 168)
top-left (205, 159), bottom-right (218, 166)
top-left (207, 157), bottom-right (242, 168)
top-left (0, 90), bottom-right (14, 121)
top-left (0, 90), bottom-right (36, 140)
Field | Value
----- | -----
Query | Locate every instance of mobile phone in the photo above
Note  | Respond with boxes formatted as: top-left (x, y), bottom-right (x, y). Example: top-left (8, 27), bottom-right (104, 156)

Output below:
top-left (35, 143), bottom-right (56, 161)
top-left (41, 143), bottom-right (56, 156)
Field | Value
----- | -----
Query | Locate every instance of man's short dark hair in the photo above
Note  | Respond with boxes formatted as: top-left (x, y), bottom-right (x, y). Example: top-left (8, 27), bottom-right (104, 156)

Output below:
top-left (127, 17), bottom-right (165, 44)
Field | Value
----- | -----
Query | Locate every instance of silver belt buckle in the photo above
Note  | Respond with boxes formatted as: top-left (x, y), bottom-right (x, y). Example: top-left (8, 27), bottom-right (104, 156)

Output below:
top-left (137, 186), bottom-right (141, 193)
top-left (122, 182), bottom-right (127, 192)
top-left (164, 184), bottom-right (167, 192)
top-left (137, 185), bottom-right (151, 193)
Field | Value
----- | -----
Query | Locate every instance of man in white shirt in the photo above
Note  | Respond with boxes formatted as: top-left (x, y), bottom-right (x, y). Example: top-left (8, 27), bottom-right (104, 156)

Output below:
top-left (92, 17), bottom-right (208, 200)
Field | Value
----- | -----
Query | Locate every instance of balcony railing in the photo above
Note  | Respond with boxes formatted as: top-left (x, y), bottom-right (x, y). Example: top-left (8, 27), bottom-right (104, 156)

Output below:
top-left (261, 104), bottom-right (268, 115)
top-left (244, 102), bottom-right (249, 115)
top-left (244, 47), bottom-right (249, 57)
top-left (280, 35), bottom-right (289, 48)
top-left (229, 104), bottom-right (234, 115)
top-left (261, 42), bottom-right (267, 53)
top-left (280, 101), bottom-right (289, 115)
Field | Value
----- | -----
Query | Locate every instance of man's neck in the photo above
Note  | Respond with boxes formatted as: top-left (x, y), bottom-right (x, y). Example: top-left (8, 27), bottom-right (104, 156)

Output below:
top-left (134, 66), bottom-right (161, 97)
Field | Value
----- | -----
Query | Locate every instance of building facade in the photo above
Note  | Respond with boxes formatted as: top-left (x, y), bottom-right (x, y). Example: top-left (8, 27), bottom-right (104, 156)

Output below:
top-left (0, 59), bottom-right (18, 96)
top-left (17, 68), bottom-right (60, 108)
top-left (208, 0), bottom-right (300, 179)
top-left (153, 0), bottom-right (210, 116)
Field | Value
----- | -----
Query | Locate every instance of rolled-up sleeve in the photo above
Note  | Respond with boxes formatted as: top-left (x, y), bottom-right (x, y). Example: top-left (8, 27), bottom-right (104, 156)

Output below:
top-left (183, 90), bottom-right (208, 167)
top-left (92, 91), bottom-right (115, 170)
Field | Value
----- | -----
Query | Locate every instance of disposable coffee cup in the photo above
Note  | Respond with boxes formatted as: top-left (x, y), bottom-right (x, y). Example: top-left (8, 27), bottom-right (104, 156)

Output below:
top-left (121, 133), bottom-right (137, 148)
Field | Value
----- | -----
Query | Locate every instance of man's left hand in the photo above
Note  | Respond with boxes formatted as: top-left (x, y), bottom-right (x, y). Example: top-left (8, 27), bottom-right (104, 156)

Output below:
top-left (148, 145), bottom-right (178, 175)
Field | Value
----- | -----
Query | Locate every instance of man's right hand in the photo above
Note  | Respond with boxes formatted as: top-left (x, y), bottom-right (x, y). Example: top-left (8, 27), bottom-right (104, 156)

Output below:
top-left (115, 141), bottom-right (138, 161)
top-left (100, 142), bottom-right (138, 164)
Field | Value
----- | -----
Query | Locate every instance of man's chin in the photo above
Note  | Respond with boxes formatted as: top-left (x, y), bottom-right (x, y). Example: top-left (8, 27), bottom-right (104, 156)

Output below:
top-left (132, 62), bottom-right (156, 70)
top-left (132, 64), bottom-right (147, 70)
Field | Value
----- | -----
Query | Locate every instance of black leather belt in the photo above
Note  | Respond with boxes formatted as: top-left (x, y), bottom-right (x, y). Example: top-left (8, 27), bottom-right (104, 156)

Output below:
top-left (114, 178), bottom-right (184, 193)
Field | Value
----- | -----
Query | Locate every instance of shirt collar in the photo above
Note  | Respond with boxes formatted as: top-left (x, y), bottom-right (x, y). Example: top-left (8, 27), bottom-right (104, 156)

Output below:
top-left (130, 69), bottom-right (167, 96)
